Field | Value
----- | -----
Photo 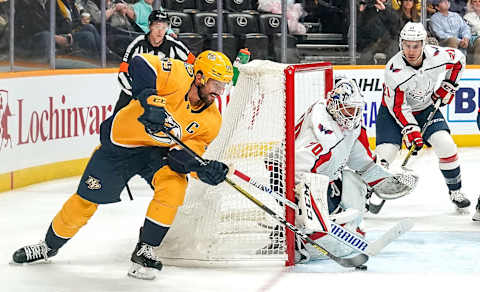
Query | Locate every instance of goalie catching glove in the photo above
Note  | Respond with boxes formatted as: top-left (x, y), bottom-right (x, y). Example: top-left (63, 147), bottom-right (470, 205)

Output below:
top-left (432, 79), bottom-right (458, 106)
top-left (370, 172), bottom-right (419, 200)
top-left (401, 124), bottom-right (423, 151)
top-left (137, 88), bottom-right (168, 134)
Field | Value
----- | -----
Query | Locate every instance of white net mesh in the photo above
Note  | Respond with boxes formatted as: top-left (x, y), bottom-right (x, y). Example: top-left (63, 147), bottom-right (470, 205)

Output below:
top-left (156, 60), bottom-right (332, 267)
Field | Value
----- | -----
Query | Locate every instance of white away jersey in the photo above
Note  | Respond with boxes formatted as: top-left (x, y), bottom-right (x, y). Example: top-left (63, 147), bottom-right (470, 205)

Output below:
top-left (294, 101), bottom-right (374, 183)
top-left (383, 45), bottom-right (465, 128)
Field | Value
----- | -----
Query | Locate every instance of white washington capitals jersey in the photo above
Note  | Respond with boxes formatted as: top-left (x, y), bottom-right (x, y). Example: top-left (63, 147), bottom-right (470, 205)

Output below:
top-left (383, 45), bottom-right (465, 128)
top-left (294, 101), bottom-right (375, 184)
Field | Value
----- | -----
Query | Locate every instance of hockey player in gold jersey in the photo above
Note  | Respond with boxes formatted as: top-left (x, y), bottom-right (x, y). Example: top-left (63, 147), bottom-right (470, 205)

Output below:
top-left (12, 50), bottom-right (234, 280)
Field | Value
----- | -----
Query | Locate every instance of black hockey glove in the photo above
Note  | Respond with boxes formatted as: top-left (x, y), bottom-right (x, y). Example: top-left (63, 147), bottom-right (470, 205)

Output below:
top-left (196, 160), bottom-right (229, 186)
top-left (136, 88), bottom-right (168, 134)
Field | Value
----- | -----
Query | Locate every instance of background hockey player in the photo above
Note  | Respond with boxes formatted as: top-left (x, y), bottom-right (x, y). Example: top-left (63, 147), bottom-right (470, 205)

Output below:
top-left (115, 9), bottom-right (196, 113)
top-left (474, 110), bottom-right (480, 221)
top-left (12, 50), bottom-right (233, 280)
top-left (288, 78), bottom-right (415, 262)
top-left (375, 22), bottom-right (471, 212)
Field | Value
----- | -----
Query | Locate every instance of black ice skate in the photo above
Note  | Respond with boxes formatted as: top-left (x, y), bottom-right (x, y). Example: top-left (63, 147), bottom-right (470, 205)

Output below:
top-left (12, 241), bottom-right (58, 264)
top-left (472, 197), bottom-right (480, 222)
top-left (128, 241), bottom-right (163, 280)
top-left (365, 189), bottom-right (385, 215)
top-left (449, 190), bottom-right (471, 210)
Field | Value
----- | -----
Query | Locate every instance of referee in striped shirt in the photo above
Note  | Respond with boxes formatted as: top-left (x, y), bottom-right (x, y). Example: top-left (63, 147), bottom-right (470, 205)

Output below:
top-left (115, 9), bottom-right (195, 113)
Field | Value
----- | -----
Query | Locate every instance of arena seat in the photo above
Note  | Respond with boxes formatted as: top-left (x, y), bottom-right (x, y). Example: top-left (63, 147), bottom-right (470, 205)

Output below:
top-left (196, 0), bottom-right (218, 11)
top-left (224, 0), bottom-right (251, 12)
top-left (165, 0), bottom-right (196, 11)
top-left (205, 33), bottom-right (238, 61)
top-left (178, 33), bottom-right (204, 56)
top-left (168, 11), bottom-right (194, 33)
top-left (193, 12), bottom-right (227, 35)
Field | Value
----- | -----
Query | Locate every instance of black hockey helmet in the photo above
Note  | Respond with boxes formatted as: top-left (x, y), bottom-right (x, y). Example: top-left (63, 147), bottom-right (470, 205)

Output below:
top-left (148, 9), bottom-right (169, 26)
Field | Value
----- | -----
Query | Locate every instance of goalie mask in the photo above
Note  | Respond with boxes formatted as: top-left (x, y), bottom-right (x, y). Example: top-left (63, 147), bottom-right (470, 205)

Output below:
top-left (326, 79), bottom-right (365, 130)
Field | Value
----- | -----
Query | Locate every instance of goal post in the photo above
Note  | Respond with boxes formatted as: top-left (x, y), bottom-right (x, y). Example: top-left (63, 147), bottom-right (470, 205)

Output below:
top-left (156, 60), bottom-right (333, 267)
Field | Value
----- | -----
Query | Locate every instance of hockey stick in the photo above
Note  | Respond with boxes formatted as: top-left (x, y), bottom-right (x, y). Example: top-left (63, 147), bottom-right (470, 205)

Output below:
top-left (232, 168), bottom-right (360, 224)
top-left (401, 99), bottom-right (442, 168)
top-left (152, 129), bottom-right (368, 268)
top-left (231, 166), bottom-right (413, 256)
top-left (330, 219), bottom-right (413, 256)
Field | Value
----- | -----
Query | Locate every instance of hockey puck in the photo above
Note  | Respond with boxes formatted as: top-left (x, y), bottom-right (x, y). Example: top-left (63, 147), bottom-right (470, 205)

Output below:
top-left (355, 265), bottom-right (368, 271)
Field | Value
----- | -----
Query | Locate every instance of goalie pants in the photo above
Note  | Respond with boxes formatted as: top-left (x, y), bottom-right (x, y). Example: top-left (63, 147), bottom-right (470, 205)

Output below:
top-left (300, 170), bottom-right (366, 262)
top-left (45, 116), bottom-right (188, 250)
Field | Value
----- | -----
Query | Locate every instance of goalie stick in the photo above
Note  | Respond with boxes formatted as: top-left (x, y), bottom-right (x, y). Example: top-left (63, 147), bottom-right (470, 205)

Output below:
top-left (231, 167), bottom-right (413, 256)
top-left (151, 128), bottom-right (368, 268)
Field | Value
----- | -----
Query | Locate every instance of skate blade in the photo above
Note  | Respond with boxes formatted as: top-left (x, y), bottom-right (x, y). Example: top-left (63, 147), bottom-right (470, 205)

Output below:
top-left (455, 207), bottom-right (470, 215)
top-left (128, 262), bottom-right (156, 280)
top-left (9, 259), bottom-right (52, 266)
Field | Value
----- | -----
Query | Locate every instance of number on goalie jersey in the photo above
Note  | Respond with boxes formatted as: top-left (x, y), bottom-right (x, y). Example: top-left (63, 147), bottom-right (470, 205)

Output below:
top-left (375, 22), bottom-right (471, 211)
top-left (11, 50), bottom-right (234, 280)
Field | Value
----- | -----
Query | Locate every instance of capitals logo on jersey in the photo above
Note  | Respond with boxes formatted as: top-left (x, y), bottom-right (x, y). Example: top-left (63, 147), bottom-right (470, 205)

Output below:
top-left (405, 78), bottom-right (434, 102)
top-left (318, 123), bottom-right (333, 135)
top-left (389, 64), bottom-right (402, 73)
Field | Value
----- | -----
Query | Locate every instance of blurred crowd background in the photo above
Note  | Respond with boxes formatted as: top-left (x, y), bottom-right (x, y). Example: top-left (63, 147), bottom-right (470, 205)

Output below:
top-left (1, 0), bottom-right (479, 71)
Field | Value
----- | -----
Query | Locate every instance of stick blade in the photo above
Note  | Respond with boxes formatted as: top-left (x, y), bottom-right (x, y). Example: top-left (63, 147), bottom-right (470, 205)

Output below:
top-left (337, 253), bottom-right (369, 268)
top-left (364, 219), bottom-right (414, 256)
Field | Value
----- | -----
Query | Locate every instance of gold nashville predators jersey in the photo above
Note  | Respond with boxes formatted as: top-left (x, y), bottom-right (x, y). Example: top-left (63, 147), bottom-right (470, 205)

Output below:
top-left (110, 54), bottom-right (222, 156)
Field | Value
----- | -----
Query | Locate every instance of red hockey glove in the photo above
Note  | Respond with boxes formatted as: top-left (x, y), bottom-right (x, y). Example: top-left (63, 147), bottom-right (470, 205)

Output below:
top-left (432, 80), bottom-right (458, 106)
top-left (401, 124), bottom-right (424, 151)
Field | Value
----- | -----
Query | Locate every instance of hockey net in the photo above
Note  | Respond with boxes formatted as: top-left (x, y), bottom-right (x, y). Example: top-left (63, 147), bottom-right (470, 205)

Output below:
top-left (156, 60), bottom-right (333, 266)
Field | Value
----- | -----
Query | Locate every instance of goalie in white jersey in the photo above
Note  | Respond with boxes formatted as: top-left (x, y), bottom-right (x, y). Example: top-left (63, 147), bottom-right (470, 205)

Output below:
top-left (285, 78), bottom-right (416, 262)
top-left (375, 22), bottom-right (471, 212)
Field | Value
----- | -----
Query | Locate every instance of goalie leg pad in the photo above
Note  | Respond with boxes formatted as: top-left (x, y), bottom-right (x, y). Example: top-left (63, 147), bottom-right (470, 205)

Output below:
top-left (340, 170), bottom-right (367, 227)
top-left (295, 173), bottom-right (330, 234)
top-left (374, 143), bottom-right (400, 167)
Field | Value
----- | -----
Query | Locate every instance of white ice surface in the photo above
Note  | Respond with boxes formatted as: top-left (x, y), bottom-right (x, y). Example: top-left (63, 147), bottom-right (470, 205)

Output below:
top-left (0, 148), bottom-right (479, 292)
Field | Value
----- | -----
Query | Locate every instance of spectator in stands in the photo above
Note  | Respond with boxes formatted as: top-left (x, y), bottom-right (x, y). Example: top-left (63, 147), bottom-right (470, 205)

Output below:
top-left (75, 0), bottom-right (139, 59)
top-left (76, 0), bottom-right (136, 30)
top-left (357, 0), bottom-right (401, 64)
top-left (449, 0), bottom-right (468, 16)
top-left (392, 0), bottom-right (422, 11)
top-left (430, 0), bottom-right (471, 55)
top-left (132, 0), bottom-right (154, 33)
top-left (14, 0), bottom-right (73, 60)
top-left (302, 0), bottom-right (349, 35)
top-left (106, 0), bottom-right (136, 31)
top-left (463, 0), bottom-right (480, 63)
top-left (0, 0), bottom-right (8, 60)
top-left (398, 0), bottom-right (421, 26)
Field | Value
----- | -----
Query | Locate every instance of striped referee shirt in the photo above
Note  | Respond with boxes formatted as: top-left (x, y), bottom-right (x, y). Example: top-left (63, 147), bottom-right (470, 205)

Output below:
top-left (118, 33), bottom-right (196, 95)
